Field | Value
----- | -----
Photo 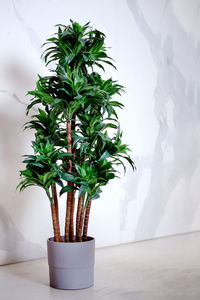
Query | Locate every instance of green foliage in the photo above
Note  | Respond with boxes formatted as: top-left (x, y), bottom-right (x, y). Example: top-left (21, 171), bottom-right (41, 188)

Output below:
top-left (17, 20), bottom-right (135, 205)
top-left (17, 139), bottom-right (67, 202)
top-left (42, 20), bottom-right (115, 73)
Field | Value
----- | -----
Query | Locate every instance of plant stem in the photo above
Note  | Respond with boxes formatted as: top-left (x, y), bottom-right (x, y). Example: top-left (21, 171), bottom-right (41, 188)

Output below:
top-left (51, 185), bottom-right (61, 242)
top-left (53, 183), bottom-right (60, 231)
top-left (65, 120), bottom-right (73, 242)
top-left (69, 113), bottom-right (76, 242)
top-left (72, 113), bottom-right (76, 161)
top-left (50, 203), bottom-right (61, 242)
top-left (77, 207), bottom-right (86, 242)
top-left (66, 120), bottom-right (72, 166)
top-left (65, 195), bottom-right (71, 242)
top-left (69, 190), bottom-right (75, 242)
top-left (76, 195), bottom-right (82, 239)
top-left (75, 152), bottom-right (86, 241)
top-left (83, 198), bottom-right (92, 240)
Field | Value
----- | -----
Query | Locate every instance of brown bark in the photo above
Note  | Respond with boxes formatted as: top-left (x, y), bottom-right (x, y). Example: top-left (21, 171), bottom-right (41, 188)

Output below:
top-left (75, 152), bottom-right (86, 241)
top-left (65, 189), bottom-right (73, 242)
top-left (77, 208), bottom-right (86, 242)
top-left (53, 183), bottom-right (59, 227)
top-left (71, 113), bottom-right (76, 161)
top-left (69, 114), bottom-right (76, 242)
top-left (76, 195), bottom-right (82, 239)
top-left (66, 120), bottom-right (72, 167)
top-left (51, 201), bottom-right (61, 242)
top-left (69, 190), bottom-right (75, 242)
top-left (65, 121), bottom-right (73, 242)
top-left (83, 199), bottom-right (92, 240)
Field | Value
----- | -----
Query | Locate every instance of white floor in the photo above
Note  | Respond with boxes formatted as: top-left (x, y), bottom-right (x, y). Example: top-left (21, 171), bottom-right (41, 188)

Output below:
top-left (0, 232), bottom-right (200, 300)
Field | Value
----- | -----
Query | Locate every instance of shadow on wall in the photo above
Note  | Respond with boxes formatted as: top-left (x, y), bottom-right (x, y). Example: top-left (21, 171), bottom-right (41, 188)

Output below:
top-left (125, 0), bottom-right (200, 240)
top-left (0, 56), bottom-right (46, 265)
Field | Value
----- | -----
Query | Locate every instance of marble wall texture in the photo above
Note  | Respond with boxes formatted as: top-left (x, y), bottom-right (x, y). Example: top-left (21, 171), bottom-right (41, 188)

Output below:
top-left (0, 0), bottom-right (200, 265)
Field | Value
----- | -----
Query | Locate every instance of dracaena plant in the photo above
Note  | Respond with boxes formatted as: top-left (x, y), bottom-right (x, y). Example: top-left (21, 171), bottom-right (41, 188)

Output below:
top-left (17, 20), bottom-right (135, 243)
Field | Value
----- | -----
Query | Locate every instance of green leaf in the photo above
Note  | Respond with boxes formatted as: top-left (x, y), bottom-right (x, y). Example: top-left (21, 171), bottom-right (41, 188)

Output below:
top-left (103, 123), bottom-right (118, 130)
top-left (16, 179), bottom-right (27, 190)
top-left (108, 101), bottom-right (124, 108)
top-left (26, 100), bottom-right (41, 115)
top-left (51, 98), bottom-right (63, 106)
top-left (28, 162), bottom-right (45, 168)
top-left (78, 182), bottom-right (89, 197)
top-left (53, 179), bottom-right (63, 188)
top-left (91, 193), bottom-right (100, 200)
top-left (99, 150), bottom-right (110, 161)
top-left (60, 185), bottom-right (76, 196)
top-left (43, 172), bottom-right (49, 184)
top-left (60, 173), bottom-right (75, 182)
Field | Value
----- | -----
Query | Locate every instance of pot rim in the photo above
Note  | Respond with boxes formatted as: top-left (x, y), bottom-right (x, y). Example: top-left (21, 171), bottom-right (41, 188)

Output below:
top-left (47, 236), bottom-right (95, 244)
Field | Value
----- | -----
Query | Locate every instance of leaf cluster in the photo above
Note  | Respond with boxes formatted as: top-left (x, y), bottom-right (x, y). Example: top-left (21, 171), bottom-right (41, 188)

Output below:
top-left (17, 20), bottom-right (135, 206)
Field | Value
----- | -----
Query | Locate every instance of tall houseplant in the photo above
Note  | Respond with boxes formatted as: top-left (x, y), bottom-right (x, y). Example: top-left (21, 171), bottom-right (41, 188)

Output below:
top-left (17, 20), bottom-right (135, 289)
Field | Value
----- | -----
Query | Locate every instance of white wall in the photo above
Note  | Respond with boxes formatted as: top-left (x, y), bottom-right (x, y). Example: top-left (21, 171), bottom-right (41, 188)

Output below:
top-left (0, 0), bottom-right (200, 265)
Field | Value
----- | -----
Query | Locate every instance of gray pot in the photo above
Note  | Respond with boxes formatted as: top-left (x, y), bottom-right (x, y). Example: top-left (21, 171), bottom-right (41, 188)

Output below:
top-left (47, 236), bottom-right (95, 290)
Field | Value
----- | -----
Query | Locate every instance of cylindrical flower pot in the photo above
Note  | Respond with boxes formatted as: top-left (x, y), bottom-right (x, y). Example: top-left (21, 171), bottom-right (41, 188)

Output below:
top-left (47, 236), bottom-right (95, 290)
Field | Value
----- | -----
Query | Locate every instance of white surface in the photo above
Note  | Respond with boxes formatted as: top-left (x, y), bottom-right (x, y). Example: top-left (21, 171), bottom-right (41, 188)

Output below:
top-left (0, 0), bottom-right (200, 264)
top-left (0, 232), bottom-right (200, 300)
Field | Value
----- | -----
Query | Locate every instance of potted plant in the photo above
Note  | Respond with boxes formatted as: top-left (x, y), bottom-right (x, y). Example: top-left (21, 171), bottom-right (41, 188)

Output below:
top-left (17, 20), bottom-right (135, 290)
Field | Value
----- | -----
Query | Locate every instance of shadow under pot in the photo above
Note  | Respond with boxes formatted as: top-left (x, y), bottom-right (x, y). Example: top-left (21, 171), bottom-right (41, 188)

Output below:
top-left (47, 236), bottom-right (95, 290)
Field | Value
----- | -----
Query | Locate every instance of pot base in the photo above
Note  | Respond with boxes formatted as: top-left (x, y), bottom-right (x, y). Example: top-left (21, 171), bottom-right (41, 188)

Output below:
top-left (49, 266), bottom-right (94, 290)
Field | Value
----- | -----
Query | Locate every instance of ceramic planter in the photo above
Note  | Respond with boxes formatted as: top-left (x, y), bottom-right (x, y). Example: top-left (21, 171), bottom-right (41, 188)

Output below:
top-left (47, 236), bottom-right (95, 290)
